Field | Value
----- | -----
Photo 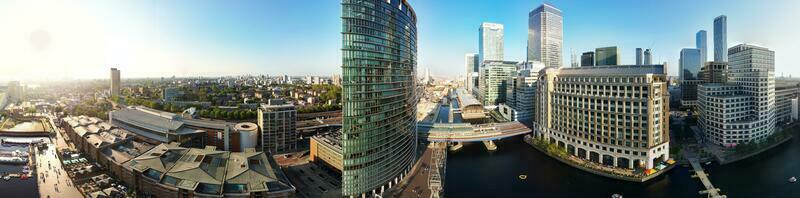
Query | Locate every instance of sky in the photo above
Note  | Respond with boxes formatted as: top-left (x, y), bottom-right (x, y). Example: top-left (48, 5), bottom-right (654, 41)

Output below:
top-left (1, 0), bottom-right (799, 81)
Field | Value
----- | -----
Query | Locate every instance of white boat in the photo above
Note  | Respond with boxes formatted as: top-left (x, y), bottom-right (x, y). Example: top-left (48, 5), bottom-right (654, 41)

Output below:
top-left (612, 194), bottom-right (623, 198)
top-left (790, 177), bottom-right (797, 183)
top-left (2, 176), bottom-right (10, 181)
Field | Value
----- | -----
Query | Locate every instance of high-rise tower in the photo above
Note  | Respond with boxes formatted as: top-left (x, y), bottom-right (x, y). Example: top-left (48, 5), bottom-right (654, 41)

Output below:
top-left (479, 22), bottom-right (504, 63)
top-left (636, 48), bottom-right (643, 65)
top-left (714, 15), bottom-right (727, 62)
top-left (696, 30), bottom-right (708, 62)
top-left (527, 3), bottom-right (563, 68)
top-left (341, 0), bottom-right (417, 196)
top-left (110, 68), bottom-right (120, 97)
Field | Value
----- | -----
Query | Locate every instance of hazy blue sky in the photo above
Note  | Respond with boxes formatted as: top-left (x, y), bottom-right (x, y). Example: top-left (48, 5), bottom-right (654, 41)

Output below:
top-left (2, 0), bottom-right (799, 81)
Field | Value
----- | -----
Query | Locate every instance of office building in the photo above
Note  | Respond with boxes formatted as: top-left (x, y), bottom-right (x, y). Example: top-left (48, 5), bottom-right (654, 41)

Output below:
top-left (635, 48), bottom-right (643, 65)
top-left (699, 44), bottom-right (775, 147)
top-left (697, 30), bottom-right (708, 62)
top-left (679, 48), bottom-right (703, 107)
top-left (714, 15), bottom-right (727, 62)
top-left (479, 22), bottom-right (504, 62)
top-left (527, 3), bottom-right (563, 68)
top-left (162, 87), bottom-right (183, 101)
top-left (776, 85), bottom-right (799, 124)
top-left (595, 46), bottom-right (620, 66)
top-left (309, 130), bottom-right (343, 173)
top-left (110, 68), bottom-right (121, 97)
top-left (478, 60), bottom-right (518, 106)
top-left (581, 52), bottom-right (595, 66)
top-left (257, 99), bottom-right (297, 154)
top-left (465, 53), bottom-right (480, 92)
top-left (534, 65), bottom-right (670, 170)
top-left (6, 81), bottom-right (22, 101)
top-left (504, 61), bottom-right (543, 127)
top-left (341, 0), bottom-right (417, 196)
top-left (644, 49), bottom-right (653, 65)
top-left (700, 61), bottom-right (728, 83)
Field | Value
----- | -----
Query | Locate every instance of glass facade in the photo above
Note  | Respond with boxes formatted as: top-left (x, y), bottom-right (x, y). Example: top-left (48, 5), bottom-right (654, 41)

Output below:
top-left (696, 30), bottom-right (707, 62)
top-left (478, 61), bottom-right (517, 106)
top-left (594, 46), bottom-right (619, 66)
top-left (479, 22), bottom-right (504, 63)
top-left (528, 3), bottom-right (563, 68)
top-left (714, 15), bottom-right (727, 62)
top-left (341, 0), bottom-right (417, 196)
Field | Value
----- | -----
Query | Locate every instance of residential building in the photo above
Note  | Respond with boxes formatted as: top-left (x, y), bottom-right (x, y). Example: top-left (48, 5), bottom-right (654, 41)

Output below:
top-left (699, 44), bottom-right (775, 147)
top-left (527, 3), bottom-right (563, 68)
top-left (111, 68), bottom-right (121, 97)
top-left (478, 60), bottom-right (517, 106)
top-left (341, 0), bottom-right (417, 196)
top-left (595, 46), bottom-right (620, 66)
top-left (257, 99), bottom-right (297, 154)
top-left (714, 15), bottom-right (727, 62)
top-left (581, 52), bottom-right (594, 67)
top-left (479, 22), bottom-right (504, 62)
top-left (679, 48), bottom-right (703, 107)
top-left (534, 65), bottom-right (671, 170)
top-left (697, 30), bottom-right (708, 62)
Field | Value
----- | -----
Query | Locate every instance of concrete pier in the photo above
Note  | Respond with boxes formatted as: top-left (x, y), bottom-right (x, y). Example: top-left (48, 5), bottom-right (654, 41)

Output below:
top-left (482, 140), bottom-right (497, 151)
top-left (689, 158), bottom-right (726, 198)
top-left (449, 142), bottom-right (463, 151)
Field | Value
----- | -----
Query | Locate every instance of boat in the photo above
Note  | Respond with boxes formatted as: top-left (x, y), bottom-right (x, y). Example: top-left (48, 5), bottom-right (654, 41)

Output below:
top-left (790, 177), bottom-right (797, 183)
top-left (705, 161), bottom-right (712, 165)
top-left (611, 193), bottom-right (623, 198)
top-left (518, 174), bottom-right (527, 180)
top-left (2, 176), bottom-right (10, 181)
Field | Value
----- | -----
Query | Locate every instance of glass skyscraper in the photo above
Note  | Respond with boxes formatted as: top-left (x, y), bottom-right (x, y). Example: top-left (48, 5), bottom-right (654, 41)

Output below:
top-left (479, 22), bottom-right (504, 63)
top-left (714, 15), bottom-right (727, 62)
top-left (679, 48), bottom-right (702, 106)
top-left (341, 0), bottom-right (417, 196)
top-left (696, 30), bottom-right (707, 62)
top-left (528, 3), bottom-right (563, 68)
top-left (594, 46), bottom-right (619, 66)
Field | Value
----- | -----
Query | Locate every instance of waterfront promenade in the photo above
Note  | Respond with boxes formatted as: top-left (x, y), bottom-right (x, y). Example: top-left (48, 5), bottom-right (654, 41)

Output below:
top-left (36, 125), bottom-right (81, 198)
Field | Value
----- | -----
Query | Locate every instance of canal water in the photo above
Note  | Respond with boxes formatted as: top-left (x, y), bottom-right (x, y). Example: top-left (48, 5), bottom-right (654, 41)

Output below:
top-left (444, 129), bottom-right (800, 198)
top-left (0, 137), bottom-right (40, 198)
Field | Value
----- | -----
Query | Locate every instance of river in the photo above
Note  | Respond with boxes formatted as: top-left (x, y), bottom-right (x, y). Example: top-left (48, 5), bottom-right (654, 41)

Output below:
top-left (443, 128), bottom-right (800, 198)
top-left (0, 137), bottom-right (39, 198)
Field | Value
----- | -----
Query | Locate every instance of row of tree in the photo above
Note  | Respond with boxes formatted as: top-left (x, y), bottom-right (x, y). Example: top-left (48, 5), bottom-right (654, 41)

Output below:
top-left (197, 108), bottom-right (258, 120)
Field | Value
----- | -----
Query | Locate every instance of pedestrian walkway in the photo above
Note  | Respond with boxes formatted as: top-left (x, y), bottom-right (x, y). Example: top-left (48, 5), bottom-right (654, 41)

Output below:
top-left (689, 157), bottom-right (726, 198)
top-left (37, 127), bottom-right (81, 197)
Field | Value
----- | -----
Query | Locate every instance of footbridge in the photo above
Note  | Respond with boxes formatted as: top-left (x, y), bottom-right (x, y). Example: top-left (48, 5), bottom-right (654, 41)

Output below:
top-left (417, 121), bottom-right (531, 142)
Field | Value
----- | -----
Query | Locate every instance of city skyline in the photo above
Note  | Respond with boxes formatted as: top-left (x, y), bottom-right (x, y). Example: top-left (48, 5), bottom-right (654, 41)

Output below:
top-left (2, 0), bottom-right (800, 81)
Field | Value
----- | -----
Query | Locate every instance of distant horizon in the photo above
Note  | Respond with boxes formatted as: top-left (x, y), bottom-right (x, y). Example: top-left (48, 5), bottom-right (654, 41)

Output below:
top-left (2, 0), bottom-right (799, 80)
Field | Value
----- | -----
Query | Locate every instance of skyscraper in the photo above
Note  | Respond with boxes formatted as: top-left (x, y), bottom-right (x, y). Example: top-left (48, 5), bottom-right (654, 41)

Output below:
top-left (580, 51), bottom-right (594, 66)
top-left (341, 0), bottom-right (417, 196)
top-left (479, 22), bottom-right (504, 63)
top-left (110, 68), bottom-right (120, 97)
top-left (699, 44), bottom-right (775, 147)
top-left (696, 30), bottom-right (708, 62)
top-left (635, 48), bottom-right (643, 65)
top-left (466, 53), bottom-right (479, 92)
top-left (594, 46), bottom-right (619, 66)
top-left (714, 15), bottom-right (727, 62)
top-left (644, 49), bottom-right (653, 65)
top-left (679, 48), bottom-right (702, 107)
top-left (527, 3), bottom-right (563, 68)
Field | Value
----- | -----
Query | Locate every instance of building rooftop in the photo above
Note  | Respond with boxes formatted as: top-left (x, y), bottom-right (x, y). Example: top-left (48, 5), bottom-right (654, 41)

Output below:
top-left (312, 130), bottom-right (342, 152)
top-left (559, 65), bottom-right (665, 76)
top-left (128, 143), bottom-right (294, 195)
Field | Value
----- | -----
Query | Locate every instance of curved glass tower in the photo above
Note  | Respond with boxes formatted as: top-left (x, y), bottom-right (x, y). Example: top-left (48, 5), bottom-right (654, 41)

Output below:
top-left (341, 0), bottom-right (417, 197)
